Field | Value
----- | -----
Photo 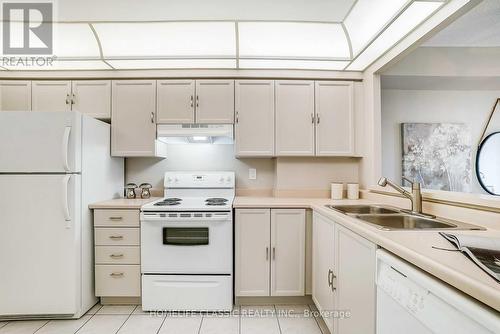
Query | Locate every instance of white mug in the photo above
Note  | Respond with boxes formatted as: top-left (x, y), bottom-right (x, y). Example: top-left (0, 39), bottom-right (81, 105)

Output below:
top-left (347, 183), bottom-right (359, 200)
top-left (331, 183), bottom-right (344, 200)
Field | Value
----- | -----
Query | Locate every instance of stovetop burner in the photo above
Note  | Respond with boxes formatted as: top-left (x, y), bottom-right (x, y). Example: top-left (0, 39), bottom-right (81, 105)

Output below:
top-left (205, 198), bottom-right (229, 206)
top-left (154, 198), bottom-right (182, 206)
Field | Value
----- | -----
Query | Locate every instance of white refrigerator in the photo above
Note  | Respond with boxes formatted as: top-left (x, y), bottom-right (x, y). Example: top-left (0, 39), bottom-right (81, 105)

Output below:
top-left (0, 112), bottom-right (124, 320)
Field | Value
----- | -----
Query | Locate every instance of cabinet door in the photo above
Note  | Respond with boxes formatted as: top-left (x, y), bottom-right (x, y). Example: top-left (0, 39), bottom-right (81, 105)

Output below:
top-left (275, 80), bottom-right (315, 156)
top-left (71, 80), bottom-right (111, 119)
top-left (315, 81), bottom-right (354, 156)
top-left (195, 80), bottom-right (234, 123)
top-left (157, 80), bottom-right (195, 123)
top-left (235, 80), bottom-right (275, 156)
top-left (235, 209), bottom-right (270, 296)
top-left (312, 212), bottom-right (335, 334)
top-left (111, 80), bottom-right (157, 157)
top-left (32, 81), bottom-right (71, 112)
top-left (271, 209), bottom-right (305, 296)
top-left (335, 225), bottom-right (376, 334)
top-left (0, 80), bottom-right (31, 111)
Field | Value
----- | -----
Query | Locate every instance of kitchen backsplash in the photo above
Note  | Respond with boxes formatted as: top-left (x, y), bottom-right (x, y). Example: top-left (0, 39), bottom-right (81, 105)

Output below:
top-left (125, 144), bottom-right (360, 196)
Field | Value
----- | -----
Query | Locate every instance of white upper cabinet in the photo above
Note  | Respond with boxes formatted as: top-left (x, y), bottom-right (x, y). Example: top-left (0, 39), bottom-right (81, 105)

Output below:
top-left (315, 81), bottom-right (354, 156)
top-left (111, 80), bottom-right (165, 157)
top-left (71, 80), bottom-right (111, 119)
top-left (235, 80), bottom-right (275, 157)
top-left (275, 80), bottom-right (315, 156)
top-left (195, 80), bottom-right (234, 123)
top-left (235, 209), bottom-right (271, 297)
top-left (334, 225), bottom-right (376, 334)
top-left (157, 80), bottom-right (195, 123)
top-left (270, 209), bottom-right (305, 296)
top-left (32, 81), bottom-right (72, 112)
top-left (0, 81), bottom-right (31, 111)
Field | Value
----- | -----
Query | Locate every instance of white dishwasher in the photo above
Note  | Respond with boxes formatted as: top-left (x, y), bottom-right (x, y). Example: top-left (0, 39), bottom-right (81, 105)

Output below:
top-left (376, 249), bottom-right (500, 334)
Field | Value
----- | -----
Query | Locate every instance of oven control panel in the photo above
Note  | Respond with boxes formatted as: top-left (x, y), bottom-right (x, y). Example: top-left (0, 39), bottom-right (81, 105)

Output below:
top-left (164, 172), bottom-right (235, 188)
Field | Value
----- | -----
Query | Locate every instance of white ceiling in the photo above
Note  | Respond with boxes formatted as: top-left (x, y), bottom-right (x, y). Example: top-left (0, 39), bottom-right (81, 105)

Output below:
top-left (423, 0), bottom-right (500, 47)
top-left (57, 0), bottom-right (355, 23)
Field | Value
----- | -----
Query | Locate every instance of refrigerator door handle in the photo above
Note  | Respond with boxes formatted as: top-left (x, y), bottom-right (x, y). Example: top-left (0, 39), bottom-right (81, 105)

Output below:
top-left (62, 127), bottom-right (72, 172)
top-left (62, 175), bottom-right (72, 226)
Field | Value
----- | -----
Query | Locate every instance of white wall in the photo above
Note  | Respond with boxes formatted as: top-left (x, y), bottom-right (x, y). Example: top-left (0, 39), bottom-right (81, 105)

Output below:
top-left (125, 144), bottom-right (361, 195)
top-left (381, 89), bottom-right (500, 194)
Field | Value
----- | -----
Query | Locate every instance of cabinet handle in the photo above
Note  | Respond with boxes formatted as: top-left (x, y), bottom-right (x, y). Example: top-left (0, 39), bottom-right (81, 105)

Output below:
top-left (332, 273), bottom-right (337, 291)
top-left (272, 247), bottom-right (276, 260)
top-left (266, 247), bottom-right (269, 260)
top-left (109, 235), bottom-right (123, 240)
top-left (235, 111), bottom-right (239, 124)
top-left (311, 113), bottom-right (315, 124)
top-left (110, 272), bottom-right (124, 277)
top-left (328, 269), bottom-right (333, 288)
top-left (65, 94), bottom-right (70, 105)
top-left (71, 93), bottom-right (75, 105)
top-left (110, 254), bottom-right (124, 259)
top-left (196, 95), bottom-right (199, 108)
top-left (108, 216), bottom-right (123, 221)
top-left (150, 112), bottom-right (155, 123)
top-left (190, 95), bottom-right (194, 108)
top-left (316, 114), bottom-right (320, 124)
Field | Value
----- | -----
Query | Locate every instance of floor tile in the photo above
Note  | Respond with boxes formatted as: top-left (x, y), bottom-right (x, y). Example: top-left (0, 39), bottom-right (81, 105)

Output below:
top-left (275, 305), bottom-right (309, 317)
top-left (117, 315), bottom-right (165, 334)
top-left (95, 305), bottom-right (136, 315)
top-left (241, 317), bottom-right (280, 334)
top-left (278, 316), bottom-right (322, 334)
top-left (240, 305), bottom-right (275, 317)
top-left (85, 304), bottom-right (103, 315)
top-left (131, 306), bottom-right (155, 315)
top-left (0, 320), bottom-right (47, 334)
top-left (199, 316), bottom-right (238, 334)
top-left (36, 315), bottom-right (92, 334)
top-left (158, 316), bottom-right (202, 334)
top-left (76, 315), bottom-right (128, 334)
top-left (0, 323), bottom-right (7, 330)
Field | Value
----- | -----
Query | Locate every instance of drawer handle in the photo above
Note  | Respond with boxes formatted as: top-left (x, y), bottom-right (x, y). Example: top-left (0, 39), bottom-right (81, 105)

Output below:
top-left (110, 254), bottom-right (124, 259)
top-left (110, 272), bottom-right (124, 278)
top-left (108, 217), bottom-right (123, 221)
top-left (109, 235), bottom-right (124, 240)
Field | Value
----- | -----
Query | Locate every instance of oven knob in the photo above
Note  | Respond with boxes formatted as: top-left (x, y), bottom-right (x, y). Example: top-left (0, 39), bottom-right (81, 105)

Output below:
top-left (219, 177), bottom-right (224, 183)
top-left (167, 177), bottom-right (172, 183)
top-left (174, 177), bottom-right (179, 183)
top-left (226, 177), bottom-right (231, 183)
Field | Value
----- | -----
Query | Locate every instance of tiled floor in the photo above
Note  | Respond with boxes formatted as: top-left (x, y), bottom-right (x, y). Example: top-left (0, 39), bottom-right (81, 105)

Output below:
top-left (0, 304), bottom-right (326, 334)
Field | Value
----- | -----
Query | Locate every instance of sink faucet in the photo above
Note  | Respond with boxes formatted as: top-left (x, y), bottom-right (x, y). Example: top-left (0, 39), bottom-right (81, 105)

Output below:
top-left (378, 176), bottom-right (424, 215)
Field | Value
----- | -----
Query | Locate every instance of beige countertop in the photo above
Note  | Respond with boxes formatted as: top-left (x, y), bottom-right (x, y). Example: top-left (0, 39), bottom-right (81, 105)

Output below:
top-left (234, 196), bottom-right (500, 312)
top-left (90, 196), bottom-right (500, 312)
top-left (89, 197), bottom-right (160, 209)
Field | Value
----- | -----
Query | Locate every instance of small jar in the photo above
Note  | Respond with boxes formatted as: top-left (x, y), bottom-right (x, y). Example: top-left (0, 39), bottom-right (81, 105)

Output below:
top-left (139, 183), bottom-right (152, 199)
top-left (125, 183), bottom-right (138, 199)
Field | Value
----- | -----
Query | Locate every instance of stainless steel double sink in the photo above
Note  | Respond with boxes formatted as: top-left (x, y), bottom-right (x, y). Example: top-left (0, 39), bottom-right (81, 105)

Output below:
top-left (325, 205), bottom-right (484, 231)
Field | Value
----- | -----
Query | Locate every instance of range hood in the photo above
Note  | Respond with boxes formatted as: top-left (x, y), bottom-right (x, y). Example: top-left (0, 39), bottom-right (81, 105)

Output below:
top-left (157, 124), bottom-right (234, 144)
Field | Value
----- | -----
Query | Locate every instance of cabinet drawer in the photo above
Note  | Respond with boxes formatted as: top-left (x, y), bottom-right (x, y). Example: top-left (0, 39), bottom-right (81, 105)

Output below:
top-left (95, 246), bottom-right (140, 264)
top-left (94, 209), bottom-right (139, 227)
top-left (95, 228), bottom-right (140, 246)
top-left (95, 265), bottom-right (140, 297)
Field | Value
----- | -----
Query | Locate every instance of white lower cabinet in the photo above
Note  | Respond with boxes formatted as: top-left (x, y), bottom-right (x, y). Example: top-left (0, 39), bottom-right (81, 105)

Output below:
top-left (235, 208), bottom-right (306, 297)
top-left (312, 212), bottom-right (376, 334)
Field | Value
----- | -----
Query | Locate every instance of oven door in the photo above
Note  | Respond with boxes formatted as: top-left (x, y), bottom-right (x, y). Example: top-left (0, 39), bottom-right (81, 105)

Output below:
top-left (140, 211), bottom-right (232, 274)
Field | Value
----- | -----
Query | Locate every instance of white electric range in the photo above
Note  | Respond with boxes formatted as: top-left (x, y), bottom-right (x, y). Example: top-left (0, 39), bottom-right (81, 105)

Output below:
top-left (140, 172), bottom-right (234, 312)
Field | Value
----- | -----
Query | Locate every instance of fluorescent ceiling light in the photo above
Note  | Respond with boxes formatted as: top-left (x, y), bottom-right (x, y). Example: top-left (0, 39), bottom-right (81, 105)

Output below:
top-left (238, 22), bottom-right (350, 59)
top-left (106, 58), bottom-right (236, 69)
top-left (346, 1), bottom-right (443, 71)
top-left (1, 60), bottom-right (112, 71)
top-left (344, 0), bottom-right (409, 57)
top-left (239, 59), bottom-right (350, 70)
top-left (93, 22), bottom-right (236, 58)
top-left (53, 23), bottom-right (101, 58)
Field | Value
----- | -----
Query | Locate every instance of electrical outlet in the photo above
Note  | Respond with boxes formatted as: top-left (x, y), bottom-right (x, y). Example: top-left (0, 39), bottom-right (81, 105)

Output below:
top-left (249, 168), bottom-right (257, 180)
